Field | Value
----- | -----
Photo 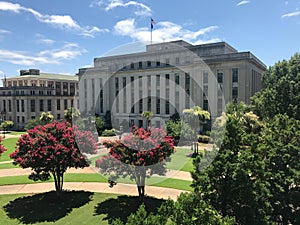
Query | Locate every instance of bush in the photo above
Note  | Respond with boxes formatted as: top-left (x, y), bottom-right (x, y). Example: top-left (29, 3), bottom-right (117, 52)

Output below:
top-left (101, 129), bottom-right (116, 137)
top-left (198, 135), bottom-right (210, 143)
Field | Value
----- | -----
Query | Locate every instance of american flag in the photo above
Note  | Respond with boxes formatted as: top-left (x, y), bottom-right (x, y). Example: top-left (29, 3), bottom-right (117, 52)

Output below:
top-left (151, 18), bottom-right (156, 29)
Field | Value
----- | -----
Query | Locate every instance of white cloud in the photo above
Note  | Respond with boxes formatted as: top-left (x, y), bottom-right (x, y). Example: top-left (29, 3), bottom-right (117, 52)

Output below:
top-left (90, 0), bottom-right (151, 16)
top-left (281, 11), bottom-right (300, 18)
top-left (35, 34), bottom-right (55, 45)
top-left (0, 29), bottom-right (10, 34)
top-left (114, 18), bottom-right (220, 44)
top-left (0, 43), bottom-right (86, 66)
top-left (0, 1), bottom-right (108, 37)
top-left (236, 1), bottom-right (250, 6)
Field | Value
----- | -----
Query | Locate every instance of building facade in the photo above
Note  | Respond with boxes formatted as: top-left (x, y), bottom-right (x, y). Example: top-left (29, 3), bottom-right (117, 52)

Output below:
top-left (0, 69), bottom-right (79, 130)
top-left (77, 40), bottom-right (266, 130)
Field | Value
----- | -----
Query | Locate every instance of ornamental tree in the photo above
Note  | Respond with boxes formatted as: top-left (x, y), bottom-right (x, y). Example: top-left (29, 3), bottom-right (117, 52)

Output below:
top-left (96, 127), bottom-right (175, 197)
top-left (10, 121), bottom-right (97, 195)
top-left (0, 136), bottom-right (7, 157)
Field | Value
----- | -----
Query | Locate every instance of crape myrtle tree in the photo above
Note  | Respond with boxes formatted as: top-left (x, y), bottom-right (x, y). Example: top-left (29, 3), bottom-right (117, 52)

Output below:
top-left (10, 121), bottom-right (97, 195)
top-left (0, 136), bottom-right (6, 157)
top-left (192, 102), bottom-right (272, 225)
top-left (96, 127), bottom-right (175, 197)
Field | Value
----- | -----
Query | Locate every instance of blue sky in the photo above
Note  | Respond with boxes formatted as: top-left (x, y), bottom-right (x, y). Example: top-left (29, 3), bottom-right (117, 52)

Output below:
top-left (0, 0), bottom-right (299, 78)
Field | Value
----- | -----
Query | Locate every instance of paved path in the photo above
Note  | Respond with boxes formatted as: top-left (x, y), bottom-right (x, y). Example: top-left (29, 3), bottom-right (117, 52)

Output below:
top-left (0, 166), bottom-right (192, 181)
top-left (0, 182), bottom-right (188, 200)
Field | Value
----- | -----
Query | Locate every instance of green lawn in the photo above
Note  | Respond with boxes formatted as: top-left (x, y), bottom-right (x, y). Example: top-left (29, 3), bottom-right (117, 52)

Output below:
top-left (0, 173), bottom-right (192, 191)
top-left (0, 192), bottom-right (166, 224)
top-left (0, 163), bottom-right (17, 169)
top-left (6, 131), bottom-right (26, 136)
top-left (0, 138), bottom-right (18, 162)
top-left (166, 147), bottom-right (196, 172)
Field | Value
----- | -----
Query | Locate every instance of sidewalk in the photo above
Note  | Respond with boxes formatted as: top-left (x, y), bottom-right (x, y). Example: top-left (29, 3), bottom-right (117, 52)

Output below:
top-left (0, 167), bottom-right (192, 181)
top-left (0, 182), bottom-right (189, 200)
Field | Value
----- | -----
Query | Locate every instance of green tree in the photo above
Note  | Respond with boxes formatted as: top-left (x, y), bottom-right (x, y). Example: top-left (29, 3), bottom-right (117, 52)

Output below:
top-left (141, 111), bottom-right (153, 128)
top-left (165, 120), bottom-right (196, 145)
top-left (39, 112), bottom-right (54, 124)
top-left (64, 107), bottom-right (80, 124)
top-left (258, 114), bottom-right (300, 224)
top-left (183, 106), bottom-right (210, 133)
top-left (95, 115), bottom-right (105, 135)
top-left (252, 53), bottom-right (300, 120)
top-left (192, 102), bottom-right (271, 225)
top-left (1, 120), bottom-right (14, 137)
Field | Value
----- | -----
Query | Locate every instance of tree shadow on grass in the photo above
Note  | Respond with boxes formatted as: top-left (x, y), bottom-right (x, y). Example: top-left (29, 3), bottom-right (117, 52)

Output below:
top-left (94, 195), bottom-right (165, 224)
top-left (3, 190), bottom-right (93, 224)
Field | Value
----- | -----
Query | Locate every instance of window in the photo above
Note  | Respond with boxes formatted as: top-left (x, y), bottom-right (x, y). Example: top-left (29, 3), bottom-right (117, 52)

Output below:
top-left (139, 99), bottom-right (143, 113)
top-left (203, 85), bottom-right (208, 97)
top-left (147, 61), bottom-right (151, 67)
top-left (232, 87), bottom-right (238, 99)
top-left (21, 100), bottom-right (25, 112)
top-left (2, 100), bottom-right (6, 112)
top-left (156, 61), bottom-right (160, 67)
top-left (139, 76), bottom-right (142, 87)
top-left (30, 100), bottom-right (35, 112)
top-left (166, 74), bottom-right (170, 86)
top-left (123, 77), bottom-right (126, 88)
top-left (156, 98), bottom-right (160, 114)
top-left (139, 61), bottom-right (143, 68)
top-left (17, 116), bottom-right (20, 123)
top-left (71, 99), bottom-right (74, 108)
top-left (185, 73), bottom-right (190, 87)
top-left (175, 74), bottom-right (180, 85)
top-left (147, 97), bottom-right (151, 111)
top-left (57, 99), bottom-right (61, 110)
top-left (39, 100), bottom-right (44, 112)
top-left (47, 100), bottom-right (52, 111)
top-left (130, 76), bottom-right (134, 83)
top-left (203, 100), bottom-right (208, 110)
top-left (64, 99), bottom-right (68, 110)
top-left (165, 101), bottom-right (170, 114)
top-left (57, 114), bottom-right (61, 120)
top-left (130, 63), bottom-right (134, 69)
top-left (175, 57), bottom-right (179, 65)
top-left (16, 100), bottom-right (20, 112)
top-left (203, 71), bottom-right (208, 84)
top-left (115, 77), bottom-right (119, 89)
top-left (232, 68), bottom-right (238, 83)
top-left (22, 116), bottom-right (25, 123)
top-left (70, 83), bottom-right (75, 96)
top-left (8, 100), bottom-right (11, 112)
top-left (56, 82), bottom-right (61, 95)
top-left (217, 71), bottom-right (223, 83)
top-left (156, 75), bottom-right (160, 86)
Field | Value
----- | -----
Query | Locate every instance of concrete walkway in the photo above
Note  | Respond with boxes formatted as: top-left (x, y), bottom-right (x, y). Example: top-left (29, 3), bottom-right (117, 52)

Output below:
top-left (0, 182), bottom-right (188, 200)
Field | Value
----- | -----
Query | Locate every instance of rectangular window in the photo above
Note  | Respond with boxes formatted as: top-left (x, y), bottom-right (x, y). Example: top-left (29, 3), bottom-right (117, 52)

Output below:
top-left (16, 100), bottom-right (20, 112)
top-left (71, 99), bottom-right (74, 108)
top-left (156, 98), bottom-right (160, 114)
top-left (166, 58), bottom-right (170, 66)
top-left (156, 75), bottom-right (160, 86)
top-left (123, 77), bottom-right (126, 88)
top-left (232, 87), bottom-right (238, 99)
top-left (217, 71), bottom-right (223, 83)
top-left (175, 57), bottom-right (179, 65)
top-left (147, 61), bottom-right (151, 67)
top-left (64, 99), bottom-right (68, 110)
top-left (166, 74), bottom-right (170, 86)
top-left (47, 100), bottom-right (52, 111)
top-left (22, 116), bottom-right (25, 123)
top-left (147, 97), bottom-right (151, 111)
top-left (56, 82), bottom-right (61, 95)
top-left (232, 68), bottom-right (238, 83)
top-left (156, 61), bottom-right (160, 67)
top-left (8, 100), bottom-right (11, 112)
top-left (138, 61), bottom-right (143, 69)
top-left (39, 100), bottom-right (44, 112)
top-left (21, 100), bottom-right (25, 112)
top-left (139, 76), bottom-right (142, 87)
top-left (175, 74), bottom-right (180, 85)
top-left (185, 73), bottom-right (190, 87)
top-left (203, 99), bottom-right (208, 110)
top-left (203, 85), bottom-right (208, 97)
top-left (70, 83), bottom-right (75, 96)
top-left (165, 101), bottom-right (170, 114)
top-left (57, 99), bottom-right (61, 110)
top-left (30, 100), bottom-right (35, 112)
top-left (203, 71), bottom-right (208, 84)
top-left (130, 63), bottom-right (134, 69)
top-left (139, 99), bottom-right (143, 113)
top-left (2, 100), bottom-right (6, 112)
top-left (17, 116), bottom-right (20, 123)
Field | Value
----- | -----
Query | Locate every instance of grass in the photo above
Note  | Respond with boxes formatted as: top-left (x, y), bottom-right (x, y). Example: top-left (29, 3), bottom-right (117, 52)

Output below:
top-left (0, 192), bottom-right (166, 224)
top-left (0, 138), bottom-right (18, 162)
top-left (5, 131), bottom-right (26, 136)
top-left (0, 173), bottom-right (192, 191)
top-left (166, 147), bottom-right (195, 172)
top-left (0, 163), bottom-right (17, 169)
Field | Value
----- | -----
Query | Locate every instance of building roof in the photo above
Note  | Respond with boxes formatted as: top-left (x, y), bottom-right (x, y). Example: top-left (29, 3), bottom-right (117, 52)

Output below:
top-left (5, 73), bottom-right (78, 81)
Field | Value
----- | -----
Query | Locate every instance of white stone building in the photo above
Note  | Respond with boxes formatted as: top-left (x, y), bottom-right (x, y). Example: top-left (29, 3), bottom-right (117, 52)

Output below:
top-left (77, 40), bottom-right (266, 130)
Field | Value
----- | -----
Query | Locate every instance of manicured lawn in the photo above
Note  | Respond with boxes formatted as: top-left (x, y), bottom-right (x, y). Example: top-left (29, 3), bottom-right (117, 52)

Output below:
top-left (166, 147), bottom-right (195, 172)
top-left (0, 173), bottom-right (192, 191)
top-left (0, 192), bottom-right (166, 224)
top-left (0, 138), bottom-right (18, 162)
top-left (0, 163), bottom-right (17, 169)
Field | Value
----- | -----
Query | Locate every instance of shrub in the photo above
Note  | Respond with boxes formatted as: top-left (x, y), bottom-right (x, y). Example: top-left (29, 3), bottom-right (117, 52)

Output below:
top-left (102, 129), bottom-right (116, 137)
top-left (198, 135), bottom-right (210, 143)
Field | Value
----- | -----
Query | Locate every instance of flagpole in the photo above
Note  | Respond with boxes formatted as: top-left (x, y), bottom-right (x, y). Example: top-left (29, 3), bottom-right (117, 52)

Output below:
top-left (150, 18), bottom-right (152, 45)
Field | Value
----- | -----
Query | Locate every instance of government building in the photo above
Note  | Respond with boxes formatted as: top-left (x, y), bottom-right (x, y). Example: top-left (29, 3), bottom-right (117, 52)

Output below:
top-left (0, 69), bottom-right (78, 130)
top-left (77, 40), bottom-right (266, 130)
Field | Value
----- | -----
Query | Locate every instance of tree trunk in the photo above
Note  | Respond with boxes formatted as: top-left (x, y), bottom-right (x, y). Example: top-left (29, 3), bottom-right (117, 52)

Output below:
top-left (53, 170), bottom-right (64, 196)
top-left (135, 167), bottom-right (146, 198)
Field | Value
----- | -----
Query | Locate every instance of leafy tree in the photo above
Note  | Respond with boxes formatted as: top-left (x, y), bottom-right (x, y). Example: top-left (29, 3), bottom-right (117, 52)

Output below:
top-left (183, 106), bottom-right (210, 133)
top-left (165, 120), bottom-right (196, 145)
top-left (10, 121), bottom-right (97, 195)
top-left (95, 115), bottom-right (105, 135)
top-left (111, 193), bottom-right (235, 225)
top-left (96, 127), bottom-right (175, 197)
top-left (24, 118), bottom-right (40, 131)
top-left (252, 53), bottom-right (300, 120)
top-left (1, 120), bottom-right (14, 137)
top-left (104, 110), bottom-right (112, 130)
top-left (0, 136), bottom-right (6, 156)
top-left (258, 114), bottom-right (300, 224)
top-left (39, 112), bottom-right (54, 124)
top-left (141, 111), bottom-right (153, 128)
top-left (64, 107), bottom-right (80, 124)
top-left (192, 102), bottom-right (271, 225)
